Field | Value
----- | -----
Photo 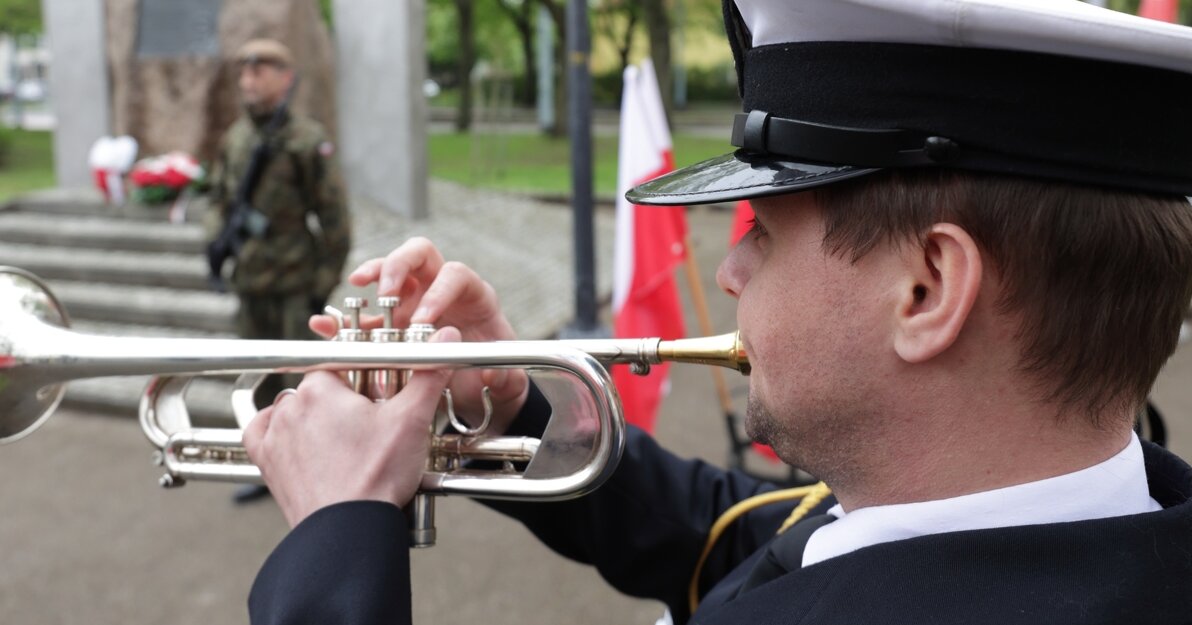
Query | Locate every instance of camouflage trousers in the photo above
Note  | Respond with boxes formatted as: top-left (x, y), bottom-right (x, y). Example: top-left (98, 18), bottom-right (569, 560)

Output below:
top-left (236, 292), bottom-right (319, 408)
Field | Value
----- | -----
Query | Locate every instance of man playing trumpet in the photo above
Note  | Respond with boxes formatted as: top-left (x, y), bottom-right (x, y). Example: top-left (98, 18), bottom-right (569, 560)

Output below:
top-left (243, 0), bottom-right (1192, 623)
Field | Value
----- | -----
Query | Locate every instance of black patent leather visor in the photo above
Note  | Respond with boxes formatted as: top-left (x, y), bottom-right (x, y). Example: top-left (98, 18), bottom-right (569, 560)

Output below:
top-left (625, 150), bottom-right (880, 206)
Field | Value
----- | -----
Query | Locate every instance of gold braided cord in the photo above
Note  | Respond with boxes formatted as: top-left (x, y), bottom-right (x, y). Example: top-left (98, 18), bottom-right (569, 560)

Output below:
top-left (776, 481), bottom-right (833, 534)
top-left (686, 481), bottom-right (832, 614)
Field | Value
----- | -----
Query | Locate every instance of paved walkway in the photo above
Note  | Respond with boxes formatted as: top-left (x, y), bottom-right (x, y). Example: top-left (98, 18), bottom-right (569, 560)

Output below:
top-left (341, 179), bottom-right (616, 339)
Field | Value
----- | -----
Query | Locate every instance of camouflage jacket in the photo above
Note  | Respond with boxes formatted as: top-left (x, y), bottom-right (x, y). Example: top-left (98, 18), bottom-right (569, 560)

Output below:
top-left (207, 111), bottom-right (351, 298)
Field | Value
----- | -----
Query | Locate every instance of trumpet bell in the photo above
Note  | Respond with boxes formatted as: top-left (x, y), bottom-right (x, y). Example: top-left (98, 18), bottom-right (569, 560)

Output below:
top-left (0, 267), bottom-right (71, 444)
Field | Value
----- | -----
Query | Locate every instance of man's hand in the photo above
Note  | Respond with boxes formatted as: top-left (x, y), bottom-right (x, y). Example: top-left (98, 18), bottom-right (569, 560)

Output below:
top-left (242, 328), bottom-right (457, 528)
top-left (310, 237), bottom-right (529, 434)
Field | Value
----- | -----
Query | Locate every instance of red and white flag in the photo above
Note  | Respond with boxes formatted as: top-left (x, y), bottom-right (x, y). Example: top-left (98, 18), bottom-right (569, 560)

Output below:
top-left (1139, 0), bottom-right (1178, 22)
top-left (613, 60), bottom-right (688, 433)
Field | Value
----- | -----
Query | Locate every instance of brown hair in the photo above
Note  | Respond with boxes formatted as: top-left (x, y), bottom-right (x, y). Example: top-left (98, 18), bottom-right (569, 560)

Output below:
top-left (814, 170), bottom-right (1192, 422)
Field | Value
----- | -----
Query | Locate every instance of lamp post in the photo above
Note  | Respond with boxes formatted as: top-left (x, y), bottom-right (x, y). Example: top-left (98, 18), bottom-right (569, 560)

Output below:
top-left (564, 0), bottom-right (602, 337)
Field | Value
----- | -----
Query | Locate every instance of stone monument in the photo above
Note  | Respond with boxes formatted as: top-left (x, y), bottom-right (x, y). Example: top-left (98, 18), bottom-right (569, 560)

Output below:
top-left (42, 0), bottom-right (111, 189)
top-left (104, 0), bottom-right (338, 161)
top-left (43, 0), bottom-right (429, 219)
top-left (333, 0), bottom-right (428, 219)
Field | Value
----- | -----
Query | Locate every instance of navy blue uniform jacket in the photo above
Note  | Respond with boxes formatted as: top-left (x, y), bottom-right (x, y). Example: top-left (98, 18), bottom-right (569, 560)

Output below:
top-left (249, 387), bottom-right (1192, 624)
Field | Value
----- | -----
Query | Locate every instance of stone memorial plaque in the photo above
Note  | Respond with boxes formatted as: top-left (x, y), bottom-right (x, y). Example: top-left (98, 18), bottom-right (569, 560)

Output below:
top-left (135, 0), bottom-right (222, 58)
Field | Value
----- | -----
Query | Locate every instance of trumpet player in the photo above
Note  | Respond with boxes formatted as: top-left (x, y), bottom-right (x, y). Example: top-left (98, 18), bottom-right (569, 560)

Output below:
top-left (243, 1), bottom-right (1192, 623)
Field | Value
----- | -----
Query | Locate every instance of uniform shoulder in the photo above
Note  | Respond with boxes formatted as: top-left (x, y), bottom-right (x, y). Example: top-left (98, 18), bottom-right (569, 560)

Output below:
top-left (285, 115), bottom-right (332, 153)
top-left (222, 116), bottom-right (256, 148)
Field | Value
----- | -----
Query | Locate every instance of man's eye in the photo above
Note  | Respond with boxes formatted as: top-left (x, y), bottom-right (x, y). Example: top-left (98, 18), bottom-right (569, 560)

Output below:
top-left (747, 217), bottom-right (768, 237)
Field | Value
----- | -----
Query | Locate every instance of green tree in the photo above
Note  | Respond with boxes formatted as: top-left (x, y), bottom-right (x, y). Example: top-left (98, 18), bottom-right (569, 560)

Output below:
top-left (494, 0), bottom-right (537, 107)
top-left (0, 0), bottom-right (41, 34)
top-left (594, 0), bottom-right (640, 104)
top-left (318, 0), bottom-right (333, 29)
top-left (454, 0), bottom-right (476, 131)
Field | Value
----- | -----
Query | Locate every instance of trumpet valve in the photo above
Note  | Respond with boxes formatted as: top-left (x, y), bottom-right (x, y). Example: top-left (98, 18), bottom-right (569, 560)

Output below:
top-left (339, 297), bottom-right (369, 393)
top-left (376, 296), bottom-right (400, 329)
top-left (404, 323), bottom-right (434, 342)
top-left (368, 296), bottom-right (403, 401)
top-left (337, 297), bottom-right (369, 341)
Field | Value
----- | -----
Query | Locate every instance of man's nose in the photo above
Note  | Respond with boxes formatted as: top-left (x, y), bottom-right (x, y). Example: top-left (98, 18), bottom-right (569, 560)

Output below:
top-left (716, 245), bottom-right (748, 299)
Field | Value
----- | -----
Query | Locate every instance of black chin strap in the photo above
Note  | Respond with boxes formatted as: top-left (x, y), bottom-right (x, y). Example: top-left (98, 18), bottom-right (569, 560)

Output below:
top-left (731, 110), bottom-right (962, 168)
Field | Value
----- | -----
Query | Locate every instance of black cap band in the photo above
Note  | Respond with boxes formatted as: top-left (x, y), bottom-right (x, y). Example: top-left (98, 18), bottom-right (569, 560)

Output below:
top-left (739, 42), bottom-right (1192, 196)
top-left (732, 110), bottom-right (961, 167)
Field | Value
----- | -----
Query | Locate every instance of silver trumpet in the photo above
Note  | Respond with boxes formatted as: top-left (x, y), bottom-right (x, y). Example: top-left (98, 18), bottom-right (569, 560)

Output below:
top-left (0, 266), bottom-right (748, 546)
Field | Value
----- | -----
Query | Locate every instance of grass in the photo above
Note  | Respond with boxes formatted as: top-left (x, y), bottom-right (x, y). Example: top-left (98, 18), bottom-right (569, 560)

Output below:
top-left (428, 132), bottom-right (730, 198)
top-left (0, 129), bottom-right (55, 202)
top-left (0, 127), bottom-right (733, 202)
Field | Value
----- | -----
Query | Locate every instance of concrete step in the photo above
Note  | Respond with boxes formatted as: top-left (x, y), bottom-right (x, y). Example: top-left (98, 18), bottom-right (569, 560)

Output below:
top-left (4, 187), bottom-right (211, 224)
top-left (64, 375), bottom-right (237, 428)
top-left (70, 319), bottom-right (236, 340)
top-left (0, 211), bottom-right (206, 254)
top-left (0, 243), bottom-right (211, 290)
top-left (50, 280), bottom-right (237, 333)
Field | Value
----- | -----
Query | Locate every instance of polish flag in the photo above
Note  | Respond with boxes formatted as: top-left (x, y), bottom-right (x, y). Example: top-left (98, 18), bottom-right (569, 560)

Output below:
top-left (612, 60), bottom-right (688, 433)
top-left (1138, 0), bottom-right (1178, 22)
top-left (729, 200), bottom-right (781, 463)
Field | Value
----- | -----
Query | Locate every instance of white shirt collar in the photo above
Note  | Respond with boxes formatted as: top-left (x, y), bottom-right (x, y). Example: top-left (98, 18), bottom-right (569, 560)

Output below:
top-left (802, 432), bottom-right (1162, 568)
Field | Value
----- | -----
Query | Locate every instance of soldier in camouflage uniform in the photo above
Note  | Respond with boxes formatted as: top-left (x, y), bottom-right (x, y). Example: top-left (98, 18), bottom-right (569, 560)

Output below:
top-left (207, 39), bottom-right (351, 412)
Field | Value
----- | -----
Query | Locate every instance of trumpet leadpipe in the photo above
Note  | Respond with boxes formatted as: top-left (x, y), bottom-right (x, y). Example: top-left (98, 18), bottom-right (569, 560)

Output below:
top-left (556, 332), bottom-right (750, 375)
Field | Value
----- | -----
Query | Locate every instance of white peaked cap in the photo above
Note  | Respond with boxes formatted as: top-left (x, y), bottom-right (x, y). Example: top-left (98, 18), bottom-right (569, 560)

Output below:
top-left (627, 0), bottom-right (1192, 206)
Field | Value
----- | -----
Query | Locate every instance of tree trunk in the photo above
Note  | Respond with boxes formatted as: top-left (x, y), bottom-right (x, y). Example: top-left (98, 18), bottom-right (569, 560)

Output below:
top-left (615, 9), bottom-right (638, 103)
top-left (639, 0), bottom-right (673, 127)
top-left (538, 0), bottom-right (567, 137)
top-left (455, 0), bottom-right (476, 132)
top-left (496, 0), bottom-right (538, 108)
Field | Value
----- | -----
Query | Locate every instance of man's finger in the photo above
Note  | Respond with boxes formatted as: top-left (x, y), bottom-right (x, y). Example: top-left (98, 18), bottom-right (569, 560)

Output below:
top-left (380, 327), bottom-right (459, 425)
top-left (381, 238), bottom-right (445, 296)
top-left (412, 261), bottom-right (496, 324)
top-left (348, 257), bottom-right (385, 286)
top-left (243, 404), bottom-right (274, 461)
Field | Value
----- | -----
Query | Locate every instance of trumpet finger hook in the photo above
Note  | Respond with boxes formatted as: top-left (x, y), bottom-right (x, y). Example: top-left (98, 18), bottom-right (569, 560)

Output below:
top-left (443, 387), bottom-right (494, 437)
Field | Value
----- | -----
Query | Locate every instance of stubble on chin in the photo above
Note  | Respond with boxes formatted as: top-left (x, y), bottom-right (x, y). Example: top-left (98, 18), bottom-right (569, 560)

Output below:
top-left (746, 393), bottom-right (802, 465)
top-left (746, 390), bottom-right (876, 491)
top-left (745, 393), bottom-right (777, 447)
top-left (745, 392), bottom-right (844, 478)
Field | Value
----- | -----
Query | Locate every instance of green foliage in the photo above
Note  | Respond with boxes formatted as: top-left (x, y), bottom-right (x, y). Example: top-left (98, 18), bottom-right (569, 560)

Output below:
top-left (318, 0), bottom-right (334, 29)
top-left (428, 131), bottom-right (730, 197)
top-left (591, 63), bottom-right (737, 107)
top-left (0, 129), bottom-right (54, 202)
top-left (0, 0), bottom-right (41, 34)
top-left (0, 125), bottom-right (12, 167)
top-left (428, 0), bottom-right (524, 86)
top-left (682, 65), bottom-right (739, 103)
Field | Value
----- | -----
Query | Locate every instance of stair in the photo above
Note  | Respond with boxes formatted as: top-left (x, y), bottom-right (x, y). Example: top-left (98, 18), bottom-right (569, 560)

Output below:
top-left (0, 189), bottom-right (239, 424)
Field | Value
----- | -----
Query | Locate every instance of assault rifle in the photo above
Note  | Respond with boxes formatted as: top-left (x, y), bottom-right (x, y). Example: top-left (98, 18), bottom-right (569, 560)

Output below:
top-left (205, 79), bottom-right (299, 292)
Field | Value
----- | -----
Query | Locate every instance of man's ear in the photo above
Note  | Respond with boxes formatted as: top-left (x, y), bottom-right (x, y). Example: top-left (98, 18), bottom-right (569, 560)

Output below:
top-left (893, 223), bottom-right (983, 363)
